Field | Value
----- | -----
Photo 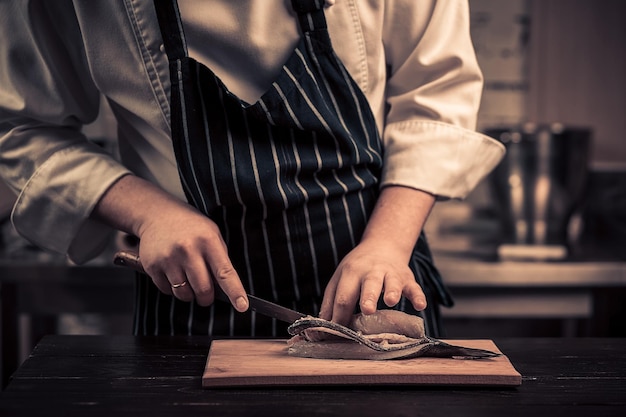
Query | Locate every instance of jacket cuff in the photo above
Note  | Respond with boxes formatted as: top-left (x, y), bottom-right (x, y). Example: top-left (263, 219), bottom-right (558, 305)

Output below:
top-left (11, 144), bottom-right (132, 264)
top-left (381, 120), bottom-right (505, 199)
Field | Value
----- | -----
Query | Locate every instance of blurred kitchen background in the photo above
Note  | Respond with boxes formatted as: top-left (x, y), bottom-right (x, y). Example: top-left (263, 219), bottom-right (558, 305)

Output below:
top-left (1, 0), bottom-right (625, 384)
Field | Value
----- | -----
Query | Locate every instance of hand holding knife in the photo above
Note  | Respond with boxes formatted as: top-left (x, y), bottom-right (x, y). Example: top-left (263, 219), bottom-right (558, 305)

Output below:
top-left (113, 250), bottom-right (305, 324)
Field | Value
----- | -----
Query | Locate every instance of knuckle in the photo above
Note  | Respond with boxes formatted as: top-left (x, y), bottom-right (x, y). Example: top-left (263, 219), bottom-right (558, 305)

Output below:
top-left (362, 292), bottom-right (378, 302)
top-left (193, 289), bottom-right (214, 307)
top-left (213, 264), bottom-right (237, 281)
top-left (334, 294), bottom-right (352, 309)
top-left (171, 238), bottom-right (196, 256)
top-left (194, 284), bottom-right (214, 299)
top-left (337, 262), bottom-right (356, 276)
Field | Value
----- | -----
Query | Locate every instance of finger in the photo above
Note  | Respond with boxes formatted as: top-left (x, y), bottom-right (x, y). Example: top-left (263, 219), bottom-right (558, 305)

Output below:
top-left (143, 258), bottom-right (188, 299)
top-left (150, 255), bottom-right (195, 302)
top-left (382, 275), bottom-right (404, 307)
top-left (319, 279), bottom-right (338, 321)
top-left (404, 281), bottom-right (427, 311)
top-left (183, 256), bottom-right (214, 306)
top-left (170, 279), bottom-right (194, 302)
top-left (212, 262), bottom-right (248, 312)
top-left (203, 242), bottom-right (248, 312)
top-left (166, 268), bottom-right (195, 303)
top-left (148, 268), bottom-right (174, 295)
top-left (359, 275), bottom-right (383, 315)
top-left (331, 277), bottom-right (360, 326)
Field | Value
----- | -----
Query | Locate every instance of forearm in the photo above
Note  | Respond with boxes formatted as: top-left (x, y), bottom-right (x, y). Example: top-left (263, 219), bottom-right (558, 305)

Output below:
top-left (359, 185), bottom-right (435, 262)
top-left (91, 173), bottom-right (191, 238)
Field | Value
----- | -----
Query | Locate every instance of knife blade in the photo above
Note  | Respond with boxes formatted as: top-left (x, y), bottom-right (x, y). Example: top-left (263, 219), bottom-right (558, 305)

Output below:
top-left (113, 250), bottom-right (306, 324)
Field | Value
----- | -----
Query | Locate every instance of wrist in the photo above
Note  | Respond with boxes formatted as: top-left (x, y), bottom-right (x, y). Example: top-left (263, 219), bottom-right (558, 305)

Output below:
top-left (360, 185), bottom-right (435, 259)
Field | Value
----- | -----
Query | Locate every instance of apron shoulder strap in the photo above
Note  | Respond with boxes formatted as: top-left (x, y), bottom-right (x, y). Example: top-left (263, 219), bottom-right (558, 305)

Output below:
top-left (153, 0), bottom-right (188, 60)
top-left (290, 0), bottom-right (328, 33)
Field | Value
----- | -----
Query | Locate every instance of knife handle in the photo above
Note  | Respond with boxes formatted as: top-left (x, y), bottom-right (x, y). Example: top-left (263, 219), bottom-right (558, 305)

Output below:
top-left (113, 250), bottom-right (146, 274)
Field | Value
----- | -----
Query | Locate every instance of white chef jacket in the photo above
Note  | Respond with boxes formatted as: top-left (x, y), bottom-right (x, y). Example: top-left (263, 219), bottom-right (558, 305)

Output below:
top-left (0, 0), bottom-right (505, 264)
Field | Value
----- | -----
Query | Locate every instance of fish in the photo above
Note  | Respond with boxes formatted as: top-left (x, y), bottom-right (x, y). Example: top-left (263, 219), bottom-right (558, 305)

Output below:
top-left (286, 310), bottom-right (501, 360)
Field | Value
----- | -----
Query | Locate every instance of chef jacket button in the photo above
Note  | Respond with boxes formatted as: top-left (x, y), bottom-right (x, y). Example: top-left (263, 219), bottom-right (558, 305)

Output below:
top-left (159, 44), bottom-right (165, 53)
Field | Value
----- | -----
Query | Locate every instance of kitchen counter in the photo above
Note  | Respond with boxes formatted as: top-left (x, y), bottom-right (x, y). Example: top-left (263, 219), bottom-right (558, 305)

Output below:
top-left (1, 335), bottom-right (625, 417)
top-left (432, 255), bottom-right (626, 335)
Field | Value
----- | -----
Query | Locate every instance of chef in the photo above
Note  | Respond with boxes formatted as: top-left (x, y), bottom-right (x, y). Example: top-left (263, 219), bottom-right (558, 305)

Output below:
top-left (0, 0), bottom-right (504, 338)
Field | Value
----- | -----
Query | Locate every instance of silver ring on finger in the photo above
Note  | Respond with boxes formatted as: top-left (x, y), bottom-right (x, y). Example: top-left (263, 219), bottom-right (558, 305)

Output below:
top-left (171, 280), bottom-right (188, 289)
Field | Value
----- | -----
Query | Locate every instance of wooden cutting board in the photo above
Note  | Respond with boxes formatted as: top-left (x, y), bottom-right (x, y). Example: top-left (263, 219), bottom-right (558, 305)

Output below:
top-left (203, 339), bottom-right (521, 388)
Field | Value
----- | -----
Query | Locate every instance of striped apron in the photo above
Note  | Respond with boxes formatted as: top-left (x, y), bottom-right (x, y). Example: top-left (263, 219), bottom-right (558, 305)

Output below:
top-left (134, 0), bottom-right (453, 338)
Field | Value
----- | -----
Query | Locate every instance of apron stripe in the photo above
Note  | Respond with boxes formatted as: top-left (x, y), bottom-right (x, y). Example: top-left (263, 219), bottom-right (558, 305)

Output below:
top-left (218, 87), bottom-right (257, 296)
top-left (283, 65), bottom-right (338, 152)
top-left (297, 47), bottom-right (373, 166)
top-left (269, 133), bottom-right (302, 300)
top-left (242, 110), bottom-right (279, 301)
top-left (334, 54), bottom-right (379, 159)
top-left (271, 81), bottom-right (304, 129)
top-left (154, 291), bottom-right (161, 335)
top-left (310, 134), bottom-right (341, 267)
top-left (168, 296), bottom-right (175, 336)
top-left (187, 302), bottom-right (194, 335)
top-left (290, 136), bottom-right (323, 296)
top-left (258, 99), bottom-right (276, 125)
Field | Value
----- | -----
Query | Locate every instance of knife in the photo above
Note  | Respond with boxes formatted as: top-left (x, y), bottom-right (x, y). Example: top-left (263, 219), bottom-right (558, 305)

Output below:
top-left (113, 250), bottom-right (306, 324)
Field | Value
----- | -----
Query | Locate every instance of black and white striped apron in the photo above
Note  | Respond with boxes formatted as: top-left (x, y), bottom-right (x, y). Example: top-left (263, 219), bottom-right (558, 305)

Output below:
top-left (134, 0), bottom-right (453, 338)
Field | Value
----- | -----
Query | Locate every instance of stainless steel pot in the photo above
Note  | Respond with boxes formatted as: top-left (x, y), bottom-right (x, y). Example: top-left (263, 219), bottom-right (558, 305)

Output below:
top-left (485, 123), bottom-right (592, 259)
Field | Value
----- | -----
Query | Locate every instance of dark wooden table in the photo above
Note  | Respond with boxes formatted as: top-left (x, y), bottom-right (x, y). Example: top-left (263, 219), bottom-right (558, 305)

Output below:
top-left (0, 265), bottom-right (135, 388)
top-left (0, 336), bottom-right (625, 416)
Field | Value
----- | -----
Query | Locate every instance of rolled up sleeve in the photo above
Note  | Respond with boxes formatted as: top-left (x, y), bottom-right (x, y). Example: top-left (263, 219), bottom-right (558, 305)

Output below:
top-left (0, 1), bottom-right (131, 263)
top-left (382, 120), bottom-right (504, 199)
top-left (5, 127), bottom-right (131, 264)
top-left (380, 0), bottom-right (505, 198)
